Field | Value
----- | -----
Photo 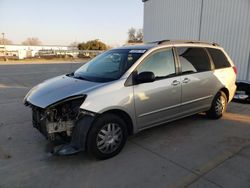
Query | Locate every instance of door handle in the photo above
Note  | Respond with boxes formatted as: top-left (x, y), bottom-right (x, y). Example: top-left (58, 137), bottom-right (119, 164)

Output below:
top-left (182, 78), bottom-right (191, 83)
top-left (171, 80), bottom-right (180, 86)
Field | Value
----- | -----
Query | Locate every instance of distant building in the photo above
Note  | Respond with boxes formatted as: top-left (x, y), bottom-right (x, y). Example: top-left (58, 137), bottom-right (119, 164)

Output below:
top-left (0, 44), bottom-right (76, 59)
top-left (142, 0), bottom-right (250, 81)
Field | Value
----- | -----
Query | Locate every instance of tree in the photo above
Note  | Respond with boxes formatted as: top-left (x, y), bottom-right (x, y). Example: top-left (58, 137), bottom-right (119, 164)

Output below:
top-left (78, 39), bottom-right (107, 50)
top-left (136, 29), bottom-right (143, 43)
top-left (22, 37), bottom-right (42, 45)
top-left (127, 28), bottom-right (143, 43)
top-left (0, 38), bottom-right (12, 45)
top-left (128, 27), bottom-right (137, 43)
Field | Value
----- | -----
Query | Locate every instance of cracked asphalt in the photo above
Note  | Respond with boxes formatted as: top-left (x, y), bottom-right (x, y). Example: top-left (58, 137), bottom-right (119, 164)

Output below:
top-left (0, 62), bottom-right (250, 188)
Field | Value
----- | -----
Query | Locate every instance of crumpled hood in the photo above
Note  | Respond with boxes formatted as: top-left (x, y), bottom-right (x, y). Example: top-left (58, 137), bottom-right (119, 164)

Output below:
top-left (24, 75), bottom-right (105, 108)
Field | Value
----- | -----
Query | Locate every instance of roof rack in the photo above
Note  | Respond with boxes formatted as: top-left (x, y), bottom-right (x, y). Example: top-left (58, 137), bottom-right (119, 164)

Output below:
top-left (149, 39), bottom-right (170, 45)
top-left (149, 40), bottom-right (220, 46)
top-left (157, 40), bottom-right (170, 44)
top-left (212, 42), bottom-right (219, 46)
top-left (185, 41), bottom-right (219, 46)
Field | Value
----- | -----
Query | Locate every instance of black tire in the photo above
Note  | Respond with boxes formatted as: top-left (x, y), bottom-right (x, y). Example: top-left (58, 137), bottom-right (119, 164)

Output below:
top-left (206, 91), bottom-right (227, 119)
top-left (86, 113), bottom-right (128, 160)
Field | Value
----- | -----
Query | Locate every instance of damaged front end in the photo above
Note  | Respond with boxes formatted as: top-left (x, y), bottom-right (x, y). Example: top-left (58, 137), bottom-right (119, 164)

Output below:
top-left (26, 95), bottom-right (96, 155)
top-left (30, 95), bottom-right (86, 141)
top-left (23, 75), bottom-right (105, 155)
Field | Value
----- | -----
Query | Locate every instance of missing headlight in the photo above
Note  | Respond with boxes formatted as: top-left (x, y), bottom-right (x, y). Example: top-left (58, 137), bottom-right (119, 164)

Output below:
top-left (32, 95), bottom-right (87, 141)
top-left (47, 95), bottom-right (86, 121)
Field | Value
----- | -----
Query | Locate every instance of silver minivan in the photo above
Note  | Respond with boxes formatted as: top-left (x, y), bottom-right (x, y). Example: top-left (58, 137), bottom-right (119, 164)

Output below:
top-left (24, 40), bottom-right (237, 159)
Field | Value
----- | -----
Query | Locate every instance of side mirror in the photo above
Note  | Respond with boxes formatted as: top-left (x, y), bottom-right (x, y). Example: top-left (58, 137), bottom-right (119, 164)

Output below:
top-left (135, 71), bottom-right (155, 84)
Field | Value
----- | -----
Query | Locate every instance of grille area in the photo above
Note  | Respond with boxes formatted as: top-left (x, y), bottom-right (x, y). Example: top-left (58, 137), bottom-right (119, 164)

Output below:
top-left (32, 108), bottom-right (49, 139)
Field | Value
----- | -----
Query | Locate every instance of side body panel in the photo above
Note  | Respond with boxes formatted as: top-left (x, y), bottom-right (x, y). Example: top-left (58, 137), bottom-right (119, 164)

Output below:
top-left (213, 67), bottom-right (237, 102)
top-left (212, 49), bottom-right (237, 101)
top-left (80, 79), bottom-right (138, 132)
top-left (180, 71), bottom-right (221, 116)
top-left (133, 77), bottom-right (182, 129)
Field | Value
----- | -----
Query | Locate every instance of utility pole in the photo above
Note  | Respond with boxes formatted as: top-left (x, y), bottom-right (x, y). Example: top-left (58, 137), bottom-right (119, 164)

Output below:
top-left (1, 33), bottom-right (7, 61)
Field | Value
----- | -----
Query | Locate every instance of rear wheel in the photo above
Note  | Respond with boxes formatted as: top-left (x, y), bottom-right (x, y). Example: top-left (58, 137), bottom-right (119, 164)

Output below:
top-left (206, 91), bottom-right (227, 119)
top-left (87, 114), bottom-right (128, 160)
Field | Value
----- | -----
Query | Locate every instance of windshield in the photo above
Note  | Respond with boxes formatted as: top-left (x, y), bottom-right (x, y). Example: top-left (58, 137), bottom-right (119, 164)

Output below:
top-left (73, 49), bottom-right (146, 82)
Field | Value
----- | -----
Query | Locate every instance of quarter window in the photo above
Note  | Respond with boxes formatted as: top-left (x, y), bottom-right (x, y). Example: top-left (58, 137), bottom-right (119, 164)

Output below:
top-left (207, 48), bottom-right (231, 69)
top-left (177, 47), bottom-right (211, 74)
top-left (137, 49), bottom-right (176, 79)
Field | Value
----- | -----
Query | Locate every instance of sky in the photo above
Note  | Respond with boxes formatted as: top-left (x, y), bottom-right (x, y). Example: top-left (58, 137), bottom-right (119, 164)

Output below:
top-left (0, 0), bottom-right (143, 46)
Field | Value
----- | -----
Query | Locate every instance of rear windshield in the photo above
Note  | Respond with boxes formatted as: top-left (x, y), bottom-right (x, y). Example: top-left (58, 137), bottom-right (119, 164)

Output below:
top-left (207, 48), bottom-right (231, 69)
top-left (73, 49), bottom-right (146, 82)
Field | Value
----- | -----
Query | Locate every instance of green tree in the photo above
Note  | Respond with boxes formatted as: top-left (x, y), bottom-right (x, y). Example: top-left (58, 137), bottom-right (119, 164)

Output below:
top-left (78, 39), bottom-right (107, 50)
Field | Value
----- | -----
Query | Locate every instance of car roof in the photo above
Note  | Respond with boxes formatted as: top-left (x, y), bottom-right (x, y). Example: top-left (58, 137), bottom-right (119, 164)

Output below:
top-left (157, 40), bottom-right (219, 46)
top-left (114, 43), bottom-right (157, 51)
top-left (114, 40), bottom-right (221, 51)
top-left (112, 40), bottom-right (223, 51)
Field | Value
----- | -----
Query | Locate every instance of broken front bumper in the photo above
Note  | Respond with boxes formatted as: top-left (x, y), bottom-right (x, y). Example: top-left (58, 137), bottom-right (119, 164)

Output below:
top-left (31, 107), bottom-right (96, 154)
top-left (32, 108), bottom-right (49, 139)
top-left (32, 108), bottom-right (74, 141)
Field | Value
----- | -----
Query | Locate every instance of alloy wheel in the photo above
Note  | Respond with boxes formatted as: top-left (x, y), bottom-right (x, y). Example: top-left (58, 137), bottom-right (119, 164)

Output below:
top-left (215, 95), bottom-right (226, 115)
top-left (96, 123), bottom-right (123, 154)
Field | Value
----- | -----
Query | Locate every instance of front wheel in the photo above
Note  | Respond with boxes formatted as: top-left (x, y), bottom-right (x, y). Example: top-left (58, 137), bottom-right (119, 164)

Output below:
top-left (206, 91), bottom-right (227, 119)
top-left (86, 114), bottom-right (128, 160)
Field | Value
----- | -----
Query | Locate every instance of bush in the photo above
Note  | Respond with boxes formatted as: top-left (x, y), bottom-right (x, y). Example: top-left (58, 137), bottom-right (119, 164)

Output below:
top-left (78, 39), bottom-right (107, 50)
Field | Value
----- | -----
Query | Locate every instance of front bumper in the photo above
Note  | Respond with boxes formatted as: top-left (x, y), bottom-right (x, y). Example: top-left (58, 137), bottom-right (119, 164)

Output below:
top-left (32, 107), bottom-right (49, 139)
top-left (32, 107), bottom-right (74, 141)
top-left (31, 106), bottom-right (96, 154)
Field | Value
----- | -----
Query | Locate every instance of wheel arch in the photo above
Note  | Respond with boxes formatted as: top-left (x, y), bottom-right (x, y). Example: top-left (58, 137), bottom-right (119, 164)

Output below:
top-left (101, 109), bottom-right (134, 135)
top-left (220, 87), bottom-right (229, 102)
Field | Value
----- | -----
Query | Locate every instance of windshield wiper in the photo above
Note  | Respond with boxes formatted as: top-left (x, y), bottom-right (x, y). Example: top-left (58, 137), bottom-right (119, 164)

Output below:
top-left (66, 72), bottom-right (74, 77)
top-left (67, 73), bottom-right (90, 81)
top-left (74, 75), bottom-right (90, 81)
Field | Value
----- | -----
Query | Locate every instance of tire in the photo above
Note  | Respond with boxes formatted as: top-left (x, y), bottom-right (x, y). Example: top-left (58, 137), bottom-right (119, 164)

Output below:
top-left (86, 113), bottom-right (128, 160)
top-left (206, 91), bottom-right (227, 119)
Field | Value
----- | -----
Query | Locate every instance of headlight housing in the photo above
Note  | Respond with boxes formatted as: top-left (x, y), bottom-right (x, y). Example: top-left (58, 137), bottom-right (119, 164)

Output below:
top-left (46, 95), bottom-right (86, 122)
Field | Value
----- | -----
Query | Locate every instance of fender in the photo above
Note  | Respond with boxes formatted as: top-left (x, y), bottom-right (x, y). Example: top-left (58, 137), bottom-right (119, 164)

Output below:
top-left (53, 115), bottom-right (96, 155)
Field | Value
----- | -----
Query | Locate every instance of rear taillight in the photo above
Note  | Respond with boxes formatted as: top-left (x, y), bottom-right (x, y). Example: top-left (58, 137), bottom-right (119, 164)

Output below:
top-left (233, 66), bottom-right (237, 74)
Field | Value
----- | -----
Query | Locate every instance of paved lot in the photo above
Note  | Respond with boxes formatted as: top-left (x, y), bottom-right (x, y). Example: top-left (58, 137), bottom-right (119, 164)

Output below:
top-left (0, 62), bottom-right (250, 188)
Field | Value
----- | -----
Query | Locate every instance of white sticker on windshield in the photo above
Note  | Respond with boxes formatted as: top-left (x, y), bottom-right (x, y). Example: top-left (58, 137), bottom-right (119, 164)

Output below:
top-left (129, 50), bottom-right (147, 53)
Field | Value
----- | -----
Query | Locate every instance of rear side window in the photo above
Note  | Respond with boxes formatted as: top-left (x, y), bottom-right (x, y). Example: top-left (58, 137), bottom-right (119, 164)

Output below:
top-left (207, 48), bottom-right (231, 69)
top-left (177, 47), bottom-right (211, 74)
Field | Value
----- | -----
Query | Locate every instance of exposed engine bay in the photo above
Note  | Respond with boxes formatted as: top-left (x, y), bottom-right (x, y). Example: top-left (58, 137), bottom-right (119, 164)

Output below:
top-left (30, 96), bottom-right (87, 141)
